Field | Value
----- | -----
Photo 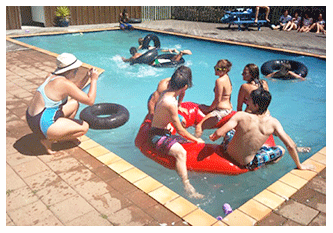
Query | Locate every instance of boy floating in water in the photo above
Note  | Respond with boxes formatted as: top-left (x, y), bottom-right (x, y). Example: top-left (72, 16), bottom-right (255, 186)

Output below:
top-left (148, 66), bottom-right (205, 199)
top-left (210, 88), bottom-right (313, 170)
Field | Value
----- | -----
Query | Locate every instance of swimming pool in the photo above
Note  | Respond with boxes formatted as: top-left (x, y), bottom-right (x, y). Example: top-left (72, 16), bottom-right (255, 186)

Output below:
top-left (16, 30), bottom-right (326, 218)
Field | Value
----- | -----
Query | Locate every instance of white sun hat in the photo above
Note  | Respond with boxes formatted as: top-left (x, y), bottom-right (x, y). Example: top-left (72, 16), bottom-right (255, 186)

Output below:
top-left (53, 53), bottom-right (83, 74)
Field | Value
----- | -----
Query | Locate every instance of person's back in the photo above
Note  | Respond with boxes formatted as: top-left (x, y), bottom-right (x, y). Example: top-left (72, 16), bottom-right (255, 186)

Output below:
top-left (226, 111), bottom-right (276, 165)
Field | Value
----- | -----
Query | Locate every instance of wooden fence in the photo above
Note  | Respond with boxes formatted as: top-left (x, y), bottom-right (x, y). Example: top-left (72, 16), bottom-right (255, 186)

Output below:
top-left (6, 6), bottom-right (141, 30)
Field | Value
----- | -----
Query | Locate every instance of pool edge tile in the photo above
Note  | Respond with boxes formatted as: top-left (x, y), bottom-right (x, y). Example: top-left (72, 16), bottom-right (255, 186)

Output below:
top-left (252, 189), bottom-right (286, 210)
top-left (120, 167), bottom-right (148, 183)
top-left (107, 159), bottom-right (134, 174)
top-left (221, 209), bottom-right (256, 226)
top-left (164, 196), bottom-right (198, 218)
top-left (238, 199), bottom-right (275, 221)
top-left (148, 186), bottom-right (179, 205)
top-left (182, 208), bottom-right (218, 226)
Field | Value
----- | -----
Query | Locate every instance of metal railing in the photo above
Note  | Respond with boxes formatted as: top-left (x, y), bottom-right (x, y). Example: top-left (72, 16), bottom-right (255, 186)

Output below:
top-left (141, 6), bottom-right (172, 21)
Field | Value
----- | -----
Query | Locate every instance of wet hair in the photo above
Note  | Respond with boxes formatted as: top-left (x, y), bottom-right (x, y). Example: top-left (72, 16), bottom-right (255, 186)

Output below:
top-left (245, 63), bottom-right (262, 87)
top-left (250, 88), bottom-right (271, 114)
top-left (130, 47), bottom-right (137, 56)
top-left (169, 66), bottom-right (193, 91)
top-left (216, 59), bottom-right (232, 72)
top-left (138, 38), bottom-right (144, 45)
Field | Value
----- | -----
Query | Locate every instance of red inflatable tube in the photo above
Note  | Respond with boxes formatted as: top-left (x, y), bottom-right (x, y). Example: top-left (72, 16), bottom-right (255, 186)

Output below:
top-left (135, 102), bottom-right (276, 175)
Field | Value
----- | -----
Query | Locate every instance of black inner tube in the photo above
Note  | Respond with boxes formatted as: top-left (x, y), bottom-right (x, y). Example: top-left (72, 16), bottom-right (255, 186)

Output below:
top-left (261, 59), bottom-right (308, 78)
top-left (142, 34), bottom-right (161, 49)
top-left (152, 53), bottom-right (185, 68)
top-left (79, 103), bottom-right (129, 129)
top-left (131, 48), bottom-right (158, 65)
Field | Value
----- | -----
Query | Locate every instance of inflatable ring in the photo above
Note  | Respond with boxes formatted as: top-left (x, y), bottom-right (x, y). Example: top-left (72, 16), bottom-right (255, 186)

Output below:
top-left (131, 48), bottom-right (158, 65)
top-left (79, 103), bottom-right (129, 129)
top-left (151, 53), bottom-right (185, 68)
top-left (261, 59), bottom-right (308, 78)
top-left (142, 34), bottom-right (161, 49)
top-left (128, 18), bottom-right (142, 23)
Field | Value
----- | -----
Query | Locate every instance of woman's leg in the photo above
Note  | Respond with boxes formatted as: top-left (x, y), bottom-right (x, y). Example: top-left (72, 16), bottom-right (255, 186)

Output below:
top-left (195, 113), bottom-right (219, 138)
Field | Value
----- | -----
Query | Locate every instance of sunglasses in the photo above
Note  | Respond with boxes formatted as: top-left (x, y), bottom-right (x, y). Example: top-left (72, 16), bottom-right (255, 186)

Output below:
top-left (214, 66), bottom-right (227, 72)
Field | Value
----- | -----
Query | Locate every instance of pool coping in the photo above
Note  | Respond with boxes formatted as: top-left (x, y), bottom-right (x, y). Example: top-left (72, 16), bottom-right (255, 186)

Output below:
top-left (6, 27), bottom-right (326, 226)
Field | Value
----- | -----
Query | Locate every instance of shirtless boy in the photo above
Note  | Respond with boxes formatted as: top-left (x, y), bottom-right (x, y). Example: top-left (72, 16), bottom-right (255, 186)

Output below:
top-left (210, 88), bottom-right (314, 171)
top-left (149, 66), bottom-right (205, 198)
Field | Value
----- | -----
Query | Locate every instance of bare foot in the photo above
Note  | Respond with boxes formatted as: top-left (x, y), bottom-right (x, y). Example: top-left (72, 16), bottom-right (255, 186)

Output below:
top-left (266, 18), bottom-right (270, 22)
top-left (184, 181), bottom-right (204, 199)
top-left (297, 147), bottom-right (311, 153)
top-left (40, 139), bottom-right (56, 154)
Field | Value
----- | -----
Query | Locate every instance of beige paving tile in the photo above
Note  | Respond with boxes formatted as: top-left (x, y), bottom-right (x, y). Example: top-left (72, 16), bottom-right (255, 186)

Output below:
top-left (238, 199), bottom-right (272, 221)
top-left (212, 221), bottom-right (228, 226)
top-left (133, 176), bottom-right (163, 193)
top-left (86, 145), bottom-right (110, 157)
top-left (73, 178), bottom-right (110, 201)
top-left (253, 189), bottom-right (286, 210)
top-left (49, 194), bottom-right (95, 224)
top-left (221, 209), bottom-right (256, 226)
top-left (67, 210), bottom-right (112, 226)
top-left (6, 186), bottom-right (39, 211)
top-left (267, 180), bottom-right (298, 200)
top-left (36, 180), bottom-right (78, 206)
top-left (309, 152), bottom-right (326, 165)
top-left (303, 159), bottom-right (326, 173)
top-left (165, 196), bottom-right (198, 218)
top-left (12, 158), bottom-right (49, 178)
top-left (96, 152), bottom-right (122, 165)
top-left (290, 169), bottom-right (318, 181)
top-left (6, 165), bottom-right (26, 190)
top-left (317, 147), bottom-right (326, 155)
top-left (279, 173), bottom-right (308, 190)
top-left (183, 208), bottom-right (218, 226)
top-left (120, 167), bottom-right (148, 183)
top-left (148, 186), bottom-right (179, 205)
top-left (7, 200), bottom-right (57, 226)
top-left (108, 159), bottom-right (134, 174)
top-left (78, 139), bottom-right (99, 150)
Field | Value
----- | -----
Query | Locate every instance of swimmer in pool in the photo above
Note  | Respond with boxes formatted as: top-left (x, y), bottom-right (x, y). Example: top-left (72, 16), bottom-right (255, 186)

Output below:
top-left (237, 63), bottom-right (270, 113)
top-left (210, 88), bottom-right (313, 170)
top-left (149, 66), bottom-right (205, 199)
top-left (26, 53), bottom-right (99, 154)
top-left (195, 59), bottom-right (233, 138)
top-left (122, 47), bottom-right (192, 65)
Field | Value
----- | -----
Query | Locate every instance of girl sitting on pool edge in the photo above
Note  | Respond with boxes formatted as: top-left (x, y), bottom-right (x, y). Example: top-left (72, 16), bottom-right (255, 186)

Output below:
top-left (26, 53), bottom-right (100, 154)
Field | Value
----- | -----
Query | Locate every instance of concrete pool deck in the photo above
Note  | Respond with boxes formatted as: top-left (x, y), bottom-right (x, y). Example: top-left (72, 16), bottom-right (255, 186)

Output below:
top-left (6, 20), bottom-right (326, 226)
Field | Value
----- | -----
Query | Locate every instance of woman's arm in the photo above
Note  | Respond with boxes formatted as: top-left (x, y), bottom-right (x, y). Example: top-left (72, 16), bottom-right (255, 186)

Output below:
top-left (65, 68), bottom-right (99, 106)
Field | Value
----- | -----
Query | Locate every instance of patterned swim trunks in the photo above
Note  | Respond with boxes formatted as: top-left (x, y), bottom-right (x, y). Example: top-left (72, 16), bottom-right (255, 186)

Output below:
top-left (148, 127), bottom-right (188, 153)
top-left (221, 130), bottom-right (283, 170)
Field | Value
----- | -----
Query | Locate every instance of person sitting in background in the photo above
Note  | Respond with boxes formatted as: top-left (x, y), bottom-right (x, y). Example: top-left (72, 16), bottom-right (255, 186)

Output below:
top-left (26, 53), bottom-right (99, 154)
top-left (283, 11), bottom-right (301, 31)
top-left (119, 8), bottom-right (133, 30)
top-left (254, 6), bottom-right (270, 23)
top-left (297, 12), bottom-right (313, 32)
top-left (265, 62), bottom-right (305, 80)
top-left (271, 9), bottom-right (292, 30)
top-left (305, 13), bottom-right (325, 34)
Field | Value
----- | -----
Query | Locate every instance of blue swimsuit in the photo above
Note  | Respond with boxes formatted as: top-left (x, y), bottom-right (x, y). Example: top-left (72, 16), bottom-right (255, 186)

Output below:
top-left (26, 76), bottom-right (67, 138)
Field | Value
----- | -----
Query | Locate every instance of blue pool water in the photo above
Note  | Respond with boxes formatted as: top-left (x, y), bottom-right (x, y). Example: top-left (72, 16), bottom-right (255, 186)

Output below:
top-left (17, 30), bottom-right (326, 217)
